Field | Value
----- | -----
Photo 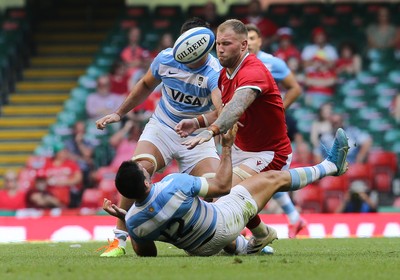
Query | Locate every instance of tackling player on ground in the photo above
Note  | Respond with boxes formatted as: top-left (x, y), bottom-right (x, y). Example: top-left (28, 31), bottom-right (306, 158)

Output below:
top-left (103, 126), bottom-right (349, 257)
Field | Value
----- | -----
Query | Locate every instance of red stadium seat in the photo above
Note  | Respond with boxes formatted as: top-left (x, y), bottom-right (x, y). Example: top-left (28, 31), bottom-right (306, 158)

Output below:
top-left (81, 189), bottom-right (103, 208)
top-left (98, 179), bottom-right (118, 202)
top-left (319, 176), bottom-right (349, 213)
top-left (94, 166), bottom-right (117, 183)
top-left (294, 184), bottom-right (323, 213)
top-left (325, 196), bottom-right (342, 213)
top-left (367, 151), bottom-right (398, 193)
top-left (346, 163), bottom-right (373, 189)
top-left (319, 176), bottom-right (349, 192)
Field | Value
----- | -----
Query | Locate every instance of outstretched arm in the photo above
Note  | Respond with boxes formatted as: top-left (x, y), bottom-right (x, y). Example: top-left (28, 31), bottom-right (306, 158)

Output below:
top-left (182, 88), bottom-right (258, 149)
top-left (175, 88), bottom-right (222, 138)
top-left (96, 69), bottom-right (160, 130)
top-left (203, 125), bottom-right (237, 198)
top-left (280, 72), bottom-right (302, 110)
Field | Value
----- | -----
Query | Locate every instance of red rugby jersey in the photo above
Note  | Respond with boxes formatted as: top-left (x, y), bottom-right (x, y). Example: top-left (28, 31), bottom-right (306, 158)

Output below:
top-left (218, 54), bottom-right (291, 155)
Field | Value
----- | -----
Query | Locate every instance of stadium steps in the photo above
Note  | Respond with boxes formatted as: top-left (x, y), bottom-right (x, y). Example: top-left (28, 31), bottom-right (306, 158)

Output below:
top-left (0, 1), bottom-right (121, 186)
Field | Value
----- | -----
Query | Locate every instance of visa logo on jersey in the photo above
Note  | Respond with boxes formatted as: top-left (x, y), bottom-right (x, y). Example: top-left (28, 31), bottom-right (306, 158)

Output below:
top-left (171, 89), bottom-right (202, 106)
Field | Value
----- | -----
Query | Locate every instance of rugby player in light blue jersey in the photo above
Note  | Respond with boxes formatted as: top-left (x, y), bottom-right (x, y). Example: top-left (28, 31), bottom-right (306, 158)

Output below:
top-left (103, 126), bottom-right (349, 257)
top-left (246, 24), bottom-right (306, 239)
top-left (96, 18), bottom-right (223, 257)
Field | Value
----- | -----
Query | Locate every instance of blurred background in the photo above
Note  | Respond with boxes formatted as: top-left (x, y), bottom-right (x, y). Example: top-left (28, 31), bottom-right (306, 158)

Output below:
top-left (0, 0), bottom-right (399, 240)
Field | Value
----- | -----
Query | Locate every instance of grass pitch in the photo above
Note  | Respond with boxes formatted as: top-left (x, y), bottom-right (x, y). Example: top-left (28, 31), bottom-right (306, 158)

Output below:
top-left (0, 238), bottom-right (399, 280)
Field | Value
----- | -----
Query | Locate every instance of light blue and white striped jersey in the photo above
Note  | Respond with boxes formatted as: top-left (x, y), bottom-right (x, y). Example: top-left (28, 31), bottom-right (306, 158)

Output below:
top-left (125, 173), bottom-right (217, 251)
top-left (150, 48), bottom-right (222, 129)
top-left (257, 51), bottom-right (290, 82)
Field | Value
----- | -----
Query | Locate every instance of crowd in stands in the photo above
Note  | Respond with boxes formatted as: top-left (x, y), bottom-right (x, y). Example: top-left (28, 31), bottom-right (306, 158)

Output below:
top-left (1, 0), bottom-right (400, 214)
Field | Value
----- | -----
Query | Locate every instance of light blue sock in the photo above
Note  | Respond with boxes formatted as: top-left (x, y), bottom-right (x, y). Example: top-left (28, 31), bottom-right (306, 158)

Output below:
top-left (234, 235), bottom-right (248, 255)
top-left (289, 160), bottom-right (337, 191)
top-left (273, 192), bottom-right (300, 224)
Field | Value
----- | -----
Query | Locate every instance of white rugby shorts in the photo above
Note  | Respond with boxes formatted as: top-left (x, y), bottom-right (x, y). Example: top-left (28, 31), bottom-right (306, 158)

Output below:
top-left (231, 144), bottom-right (292, 173)
top-left (138, 117), bottom-right (220, 173)
top-left (187, 185), bottom-right (258, 256)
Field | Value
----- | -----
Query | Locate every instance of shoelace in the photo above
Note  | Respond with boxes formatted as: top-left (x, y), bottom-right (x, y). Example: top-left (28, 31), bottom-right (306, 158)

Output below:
top-left (95, 239), bottom-right (117, 253)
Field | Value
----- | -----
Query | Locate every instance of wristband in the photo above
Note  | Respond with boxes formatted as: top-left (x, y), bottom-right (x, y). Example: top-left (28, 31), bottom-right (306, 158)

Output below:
top-left (208, 124), bottom-right (220, 136)
top-left (202, 114), bottom-right (209, 127)
top-left (196, 114), bottom-right (206, 128)
top-left (192, 117), bottom-right (200, 129)
top-left (114, 112), bottom-right (122, 120)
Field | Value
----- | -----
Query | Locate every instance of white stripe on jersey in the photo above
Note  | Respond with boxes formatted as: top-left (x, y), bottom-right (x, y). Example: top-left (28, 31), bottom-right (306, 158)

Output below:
top-left (158, 64), bottom-right (210, 89)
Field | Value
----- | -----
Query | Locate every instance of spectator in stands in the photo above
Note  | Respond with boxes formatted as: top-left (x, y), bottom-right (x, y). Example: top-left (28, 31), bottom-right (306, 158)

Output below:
top-left (317, 113), bottom-right (373, 164)
top-left (201, 1), bottom-right (225, 33)
top-left (273, 27), bottom-right (301, 63)
top-left (151, 32), bottom-right (174, 57)
top-left (310, 102), bottom-right (333, 162)
top-left (43, 143), bottom-right (83, 208)
top-left (109, 118), bottom-right (142, 170)
top-left (129, 50), bottom-right (153, 89)
top-left (304, 53), bottom-right (337, 109)
top-left (291, 141), bottom-right (313, 168)
top-left (391, 93), bottom-right (400, 124)
top-left (366, 7), bottom-right (397, 51)
top-left (301, 27), bottom-right (338, 71)
top-left (336, 180), bottom-right (377, 213)
top-left (335, 42), bottom-right (362, 81)
top-left (86, 75), bottom-right (124, 122)
top-left (0, 170), bottom-right (26, 210)
top-left (287, 56), bottom-right (305, 86)
top-left (25, 170), bottom-right (63, 209)
top-left (120, 26), bottom-right (148, 76)
top-left (64, 121), bottom-right (95, 189)
top-left (109, 60), bottom-right (130, 96)
top-left (241, 0), bottom-right (278, 51)
top-left (129, 50), bottom-right (160, 118)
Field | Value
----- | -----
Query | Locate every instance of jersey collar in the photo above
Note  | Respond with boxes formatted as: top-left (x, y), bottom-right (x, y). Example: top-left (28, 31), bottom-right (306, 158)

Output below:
top-left (225, 52), bottom-right (250, 80)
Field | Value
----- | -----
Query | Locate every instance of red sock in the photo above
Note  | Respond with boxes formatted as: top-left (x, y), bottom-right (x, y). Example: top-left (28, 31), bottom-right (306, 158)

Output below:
top-left (246, 214), bottom-right (261, 230)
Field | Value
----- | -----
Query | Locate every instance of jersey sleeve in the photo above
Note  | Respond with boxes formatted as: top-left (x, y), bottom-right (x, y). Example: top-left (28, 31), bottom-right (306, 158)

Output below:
top-left (150, 51), bottom-right (163, 80)
top-left (163, 173), bottom-right (208, 197)
top-left (236, 63), bottom-right (272, 94)
top-left (270, 57), bottom-right (291, 81)
top-left (207, 71), bottom-right (220, 92)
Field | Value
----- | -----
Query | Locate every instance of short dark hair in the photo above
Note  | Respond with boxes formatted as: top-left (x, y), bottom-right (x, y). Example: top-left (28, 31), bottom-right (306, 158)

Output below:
top-left (180, 17), bottom-right (210, 34)
top-left (115, 160), bottom-right (147, 199)
top-left (245, 23), bottom-right (261, 37)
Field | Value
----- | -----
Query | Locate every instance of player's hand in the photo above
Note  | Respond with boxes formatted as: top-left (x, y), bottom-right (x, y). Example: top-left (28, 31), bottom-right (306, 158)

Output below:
top-left (96, 113), bottom-right (121, 130)
top-left (175, 119), bottom-right (199, 138)
top-left (221, 124), bottom-right (238, 147)
top-left (182, 130), bottom-right (213, 150)
top-left (103, 198), bottom-right (127, 220)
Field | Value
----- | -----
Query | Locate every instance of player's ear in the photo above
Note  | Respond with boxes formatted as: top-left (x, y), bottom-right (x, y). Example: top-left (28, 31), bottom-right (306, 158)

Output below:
top-left (241, 39), bottom-right (248, 52)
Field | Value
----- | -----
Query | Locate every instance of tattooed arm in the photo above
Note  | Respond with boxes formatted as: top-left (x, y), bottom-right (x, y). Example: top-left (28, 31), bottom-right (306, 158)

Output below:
top-left (182, 88), bottom-right (258, 149)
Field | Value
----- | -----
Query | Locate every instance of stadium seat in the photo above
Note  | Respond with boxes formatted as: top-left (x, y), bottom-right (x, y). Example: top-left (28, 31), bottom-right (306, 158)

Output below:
top-left (368, 150), bottom-right (398, 193)
top-left (356, 71), bottom-right (379, 86)
top-left (294, 184), bottom-right (323, 213)
top-left (186, 4), bottom-right (204, 18)
top-left (388, 70), bottom-right (400, 86)
top-left (80, 188), bottom-right (103, 208)
top-left (154, 5), bottom-right (182, 17)
top-left (125, 5), bottom-right (150, 20)
top-left (70, 87), bottom-right (92, 103)
top-left (94, 166), bottom-right (117, 182)
top-left (346, 163), bottom-right (373, 189)
top-left (227, 3), bottom-right (248, 18)
top-left (98, 178), bottom-right (119, 202)
top-left (319, 176), bottom-right (349, 213)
